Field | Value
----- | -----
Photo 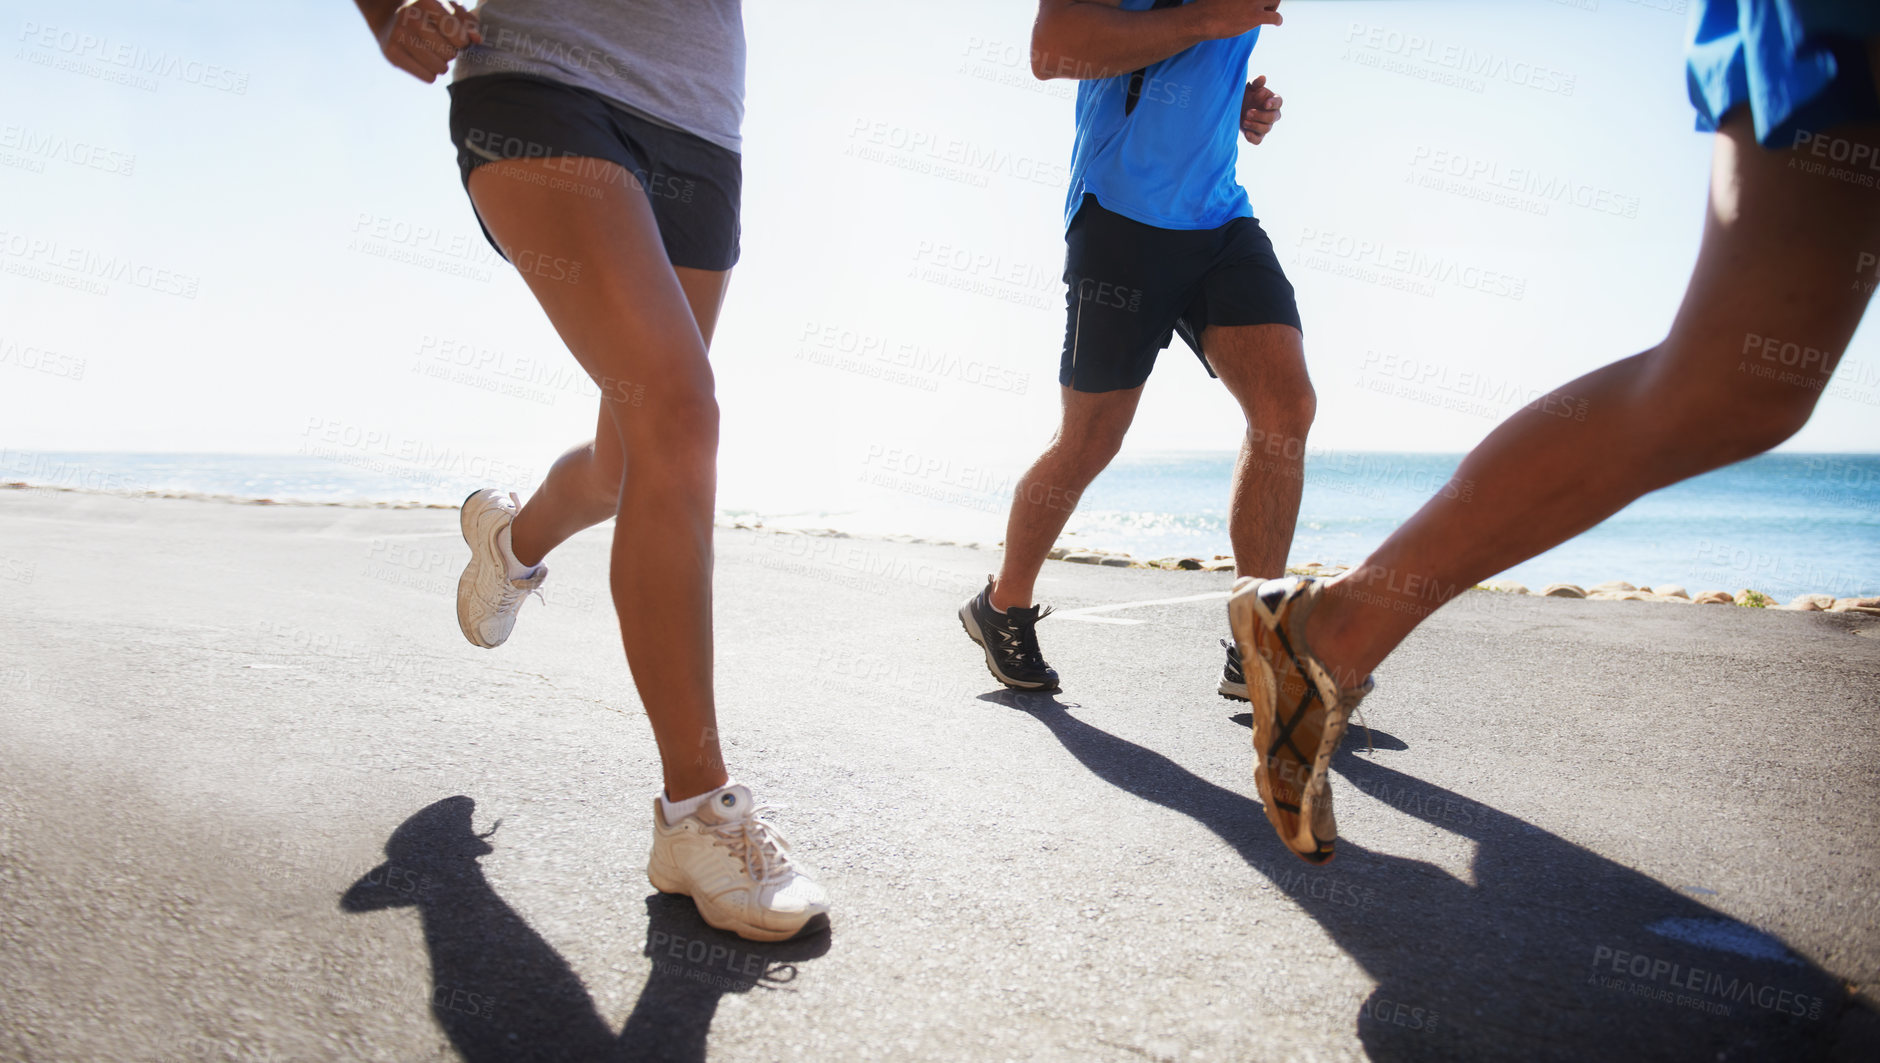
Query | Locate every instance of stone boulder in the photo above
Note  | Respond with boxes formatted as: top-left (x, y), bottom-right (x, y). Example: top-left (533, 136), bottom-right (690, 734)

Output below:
top-left (1589, 580), bottom-right (1637, 594)
top-left (1787, 594), bottom-right (1838, 612)
top-left (1692, 590), bottom-right (1734, 605)
top-left (1832, 597), bottom-right (1880, 616)
top-left (1541, 583), bottom-right (1586, 598)
top-left (1656, 585), bottom-right (1690, 600)
top-left (1734, 589), bottom-right (1774, 608)
top-left (1201, 558), bottom-right (1237, 572)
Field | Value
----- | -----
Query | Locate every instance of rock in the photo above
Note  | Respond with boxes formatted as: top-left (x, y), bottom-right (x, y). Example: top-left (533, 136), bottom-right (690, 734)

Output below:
top-left (1099, 556), bottom-right (1132, 568)
top-left (1176, 557), bottom-right (1204, 571)
top-left (1201, 559), bottom-right (1237, 572)
top-left (1479, 581), bottom-right (1530, 595)
top-left (1692, 590), bottom-right (1734, 605)
top-left (1788, 594), bottom-right (1837, 612)
top-left (1541, 583), bottom-right (1586, 598)
top-left (1656, 584), bottom-right (1689, 599)
top-left (1832, 596), bottom-right (1880, 616)
top-left (1061, 552), bottom-right (1107, 565)
top-left (1589, 590), bottom-right (1652, 602)
top-left (1589, 580), bottom-right (1637, 594)
top-left (1047, 546), bottom-right (1072, 561)
top-left (1734, 589), bottom-right (1774, 608)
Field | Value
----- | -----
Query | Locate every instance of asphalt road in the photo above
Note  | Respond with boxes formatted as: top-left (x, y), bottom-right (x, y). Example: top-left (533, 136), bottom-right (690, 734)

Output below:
top-left (2, 489), bottom-right (1877, 1062)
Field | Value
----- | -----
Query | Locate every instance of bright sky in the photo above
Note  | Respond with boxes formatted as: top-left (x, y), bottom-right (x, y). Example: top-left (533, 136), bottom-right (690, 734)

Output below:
top-left (3, 0), bottom-right (1875, 515)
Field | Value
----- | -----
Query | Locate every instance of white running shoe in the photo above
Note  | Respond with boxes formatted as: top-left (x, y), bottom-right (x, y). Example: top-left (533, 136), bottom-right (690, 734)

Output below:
top-left (647, 784), bottom-right (830, 942)
top-left (456, 489), bottom-right (546, 649)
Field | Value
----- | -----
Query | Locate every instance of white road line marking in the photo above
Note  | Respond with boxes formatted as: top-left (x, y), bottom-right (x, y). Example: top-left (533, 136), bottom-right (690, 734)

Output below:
top-left (1054, 590), bottom-right (1231, 624)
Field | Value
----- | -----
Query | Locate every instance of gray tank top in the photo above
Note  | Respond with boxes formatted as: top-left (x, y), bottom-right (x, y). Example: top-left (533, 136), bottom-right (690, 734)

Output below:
top-left (453, 0), bottom-right (745, 154)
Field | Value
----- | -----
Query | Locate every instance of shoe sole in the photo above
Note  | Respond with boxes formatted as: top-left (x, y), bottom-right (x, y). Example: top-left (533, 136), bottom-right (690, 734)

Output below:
top-left (958, 602), bottom-right (1059, 691)
top-left (456, 489), bottom-right (504, 649)
top-left (1229, 577), bottom-right (1336, 865)
top-left (1217, 681), bottom-right (1249, 703)
top-left (648, 862), bottom-right (830, 943)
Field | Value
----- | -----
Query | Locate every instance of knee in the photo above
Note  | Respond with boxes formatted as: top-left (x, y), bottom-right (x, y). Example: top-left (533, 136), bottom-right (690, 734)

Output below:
top-left (1057, 422), bottom-right (1129, 478)
top-left (1249, 382), bottom-right (1317, 436)
top-left (1640, 342), bottom-right (1818, 464)
top-left (616, 389), bottom-right (719, 473)
top-left (1674, 393), bottom-right (1813, 464)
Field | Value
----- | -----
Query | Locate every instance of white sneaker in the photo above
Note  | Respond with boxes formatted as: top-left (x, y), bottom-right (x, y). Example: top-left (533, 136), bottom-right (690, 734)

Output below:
top-left (456, 489), bottom-right (546, 649)
top-left (647, 784), bottom-right (830, 942)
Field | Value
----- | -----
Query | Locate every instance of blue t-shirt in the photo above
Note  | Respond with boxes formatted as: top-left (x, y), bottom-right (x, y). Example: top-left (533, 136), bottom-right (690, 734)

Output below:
top-left (1064, 4), bottom-right (1258, 231)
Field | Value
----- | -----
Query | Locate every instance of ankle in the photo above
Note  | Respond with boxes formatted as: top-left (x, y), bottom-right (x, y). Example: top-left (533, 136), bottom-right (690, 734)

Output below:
top-left (660, 776), bottom-right (735, 820)
top-left (663, 766), bottom-right (731, 805)
top-left (1307, 578), bottom-right (1371, 689)
top-left (988, 579), bottom-right (1030, 613)
top-left (505, 514), bottom-right (548, 570)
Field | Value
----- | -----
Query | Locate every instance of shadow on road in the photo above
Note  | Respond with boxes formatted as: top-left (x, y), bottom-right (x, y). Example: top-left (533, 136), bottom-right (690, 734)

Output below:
top-left (1225, 711), bottom-right (1410, 751)
top-left (341, 796), bottom-right (830, 1063)
top-left (980, 689), bottom-right (1858, 1062)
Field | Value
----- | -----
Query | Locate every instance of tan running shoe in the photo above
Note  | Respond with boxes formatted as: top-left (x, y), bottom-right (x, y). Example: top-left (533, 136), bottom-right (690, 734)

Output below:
top-left (457, 489), bottom-right (546, 649)
top-left (1228, 576), bottom-right (1374, 864)
top-left (647, 784), bottom-right (830, 942)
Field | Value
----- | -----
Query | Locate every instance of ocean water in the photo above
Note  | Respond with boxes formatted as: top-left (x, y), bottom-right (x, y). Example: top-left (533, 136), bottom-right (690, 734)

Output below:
top-left (3, 449), bottom-right (1875, 601)
top-left (1064, 452), bottom-right (1879, 601)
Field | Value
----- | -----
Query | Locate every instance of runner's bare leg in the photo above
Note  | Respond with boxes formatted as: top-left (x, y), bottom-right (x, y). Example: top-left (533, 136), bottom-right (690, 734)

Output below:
top-left (991, 385), bottom-right (1143, 611)
top-left (1303, 110), bottom-right (1880, 686)
top-left (507, 268), bottom-right (731, 567)
top-left (1203, 323), bottom-right (1315, 581)
top-left (467, 155), bottom-right (728, 800)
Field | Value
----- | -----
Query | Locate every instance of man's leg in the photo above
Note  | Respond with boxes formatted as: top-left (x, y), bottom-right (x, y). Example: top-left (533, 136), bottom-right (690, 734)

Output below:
top-left (467, 155), bottom-right (726, 802)
top-left (507, 267), bottom-right (732, 567)
top-left (1202, 323), bottom-right (1315, 581)
top-left (1305, 110), bottom-right (1880, 685)
top-left (990, 385), bottom-right (1144, 611)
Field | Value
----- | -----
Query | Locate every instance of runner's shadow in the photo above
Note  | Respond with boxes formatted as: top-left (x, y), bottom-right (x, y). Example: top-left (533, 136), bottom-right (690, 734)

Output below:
top-left (1225, 711), bottom-right (1409, 750)
top-left (979, 690), bottom-right (1850, 1062)
top-left (341, 796), bottom-right (829, 1063)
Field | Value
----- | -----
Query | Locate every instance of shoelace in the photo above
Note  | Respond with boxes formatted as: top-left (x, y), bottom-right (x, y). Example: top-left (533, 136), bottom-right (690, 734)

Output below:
top-left (707, 807), bottom-right (796, 886)
top-left (496, 568), bottom-right (547, 612)
top-left (1004, 605), bottom-right (1054, 668)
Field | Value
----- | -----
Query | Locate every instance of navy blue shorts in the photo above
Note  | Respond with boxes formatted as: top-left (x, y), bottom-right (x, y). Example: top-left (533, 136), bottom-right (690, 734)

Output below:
top-left (446, 73), bottom-right (742, 271)
top-left (1060, 194), bottom-right (1301, 393)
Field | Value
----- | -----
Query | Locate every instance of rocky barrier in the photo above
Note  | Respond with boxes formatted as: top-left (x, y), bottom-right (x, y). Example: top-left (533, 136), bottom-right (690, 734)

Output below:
top-left (724, 521), bottom-right (1880, 615)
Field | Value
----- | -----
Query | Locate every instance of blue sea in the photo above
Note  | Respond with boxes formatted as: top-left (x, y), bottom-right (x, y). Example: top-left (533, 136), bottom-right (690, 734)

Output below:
top-left (3, 450), bottom-right (1875, 601)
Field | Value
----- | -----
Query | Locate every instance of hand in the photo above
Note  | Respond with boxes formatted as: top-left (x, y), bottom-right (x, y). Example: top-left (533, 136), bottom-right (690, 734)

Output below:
top-left (1195, 0), bottom-right (1283, 41)
top-left (376, 0), bottom-right (482, 84)
top-left (1241, 75), bottom-right (1282, 145)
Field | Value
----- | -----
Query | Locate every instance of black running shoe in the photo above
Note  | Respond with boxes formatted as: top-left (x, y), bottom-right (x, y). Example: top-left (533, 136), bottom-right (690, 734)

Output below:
top-left (1218, 637), bottom-right (1249, 702)
top-left (959, 579), bottom-right (1060, 690)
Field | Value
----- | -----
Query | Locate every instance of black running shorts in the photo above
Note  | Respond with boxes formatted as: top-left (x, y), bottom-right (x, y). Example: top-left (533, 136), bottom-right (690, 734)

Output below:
top-left (1060, 194), bottom-right (1301, 393)
top-left (447, 73), bottom-right (742, 271)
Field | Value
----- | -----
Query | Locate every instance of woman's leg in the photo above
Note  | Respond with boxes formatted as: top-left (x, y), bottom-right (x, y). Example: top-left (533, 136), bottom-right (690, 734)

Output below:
top-left (506, 267), bottom-right (731, 568)
top-left (1305, 110), bottom-right (1880, 686)
top-left (466, 155), bottom-right (727, 801)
